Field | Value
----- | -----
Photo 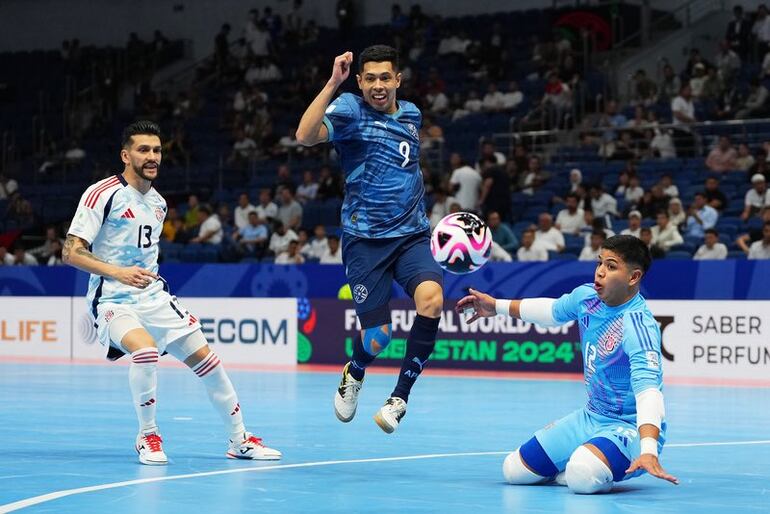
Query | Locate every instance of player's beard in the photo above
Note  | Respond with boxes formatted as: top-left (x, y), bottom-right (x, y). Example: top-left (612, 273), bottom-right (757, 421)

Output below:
top-left (134, 162), bottom-right (159, 181)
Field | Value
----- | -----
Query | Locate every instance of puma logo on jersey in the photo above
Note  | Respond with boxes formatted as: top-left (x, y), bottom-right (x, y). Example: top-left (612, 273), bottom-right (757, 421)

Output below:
top-left (374, 121), bottom-right (388, 128)
top-left (120, 208), bottom-right (136, 219)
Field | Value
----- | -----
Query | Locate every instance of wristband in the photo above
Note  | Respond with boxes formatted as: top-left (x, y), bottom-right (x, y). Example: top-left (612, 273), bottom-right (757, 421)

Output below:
top-left (495, 299), bottom-right (511, 317)
top-left (640, 437), bottom-right (658, 457)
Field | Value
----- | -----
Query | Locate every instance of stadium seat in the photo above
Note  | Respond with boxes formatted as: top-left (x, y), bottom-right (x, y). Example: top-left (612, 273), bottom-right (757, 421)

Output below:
top-left (728, 250), bottom-right (747, 259)
top-left (669, 243), bottom-right (695, 255)
top-left (664, 251), bottom-right (693, 260)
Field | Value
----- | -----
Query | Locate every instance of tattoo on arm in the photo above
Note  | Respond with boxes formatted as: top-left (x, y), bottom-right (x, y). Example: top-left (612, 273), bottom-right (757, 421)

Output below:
top-left (64, 234), bottom-right (108, 265)
top-left (75, 246), bottom-right (110, 265)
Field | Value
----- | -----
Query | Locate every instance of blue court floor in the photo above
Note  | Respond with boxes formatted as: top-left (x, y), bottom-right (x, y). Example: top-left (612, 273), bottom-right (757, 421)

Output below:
top-left (1, 362), bottom-right (769, 513)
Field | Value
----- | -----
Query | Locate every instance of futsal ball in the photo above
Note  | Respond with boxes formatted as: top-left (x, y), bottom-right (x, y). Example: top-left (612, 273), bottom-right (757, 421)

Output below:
top-left (430, 212), bottom-right (492, 274)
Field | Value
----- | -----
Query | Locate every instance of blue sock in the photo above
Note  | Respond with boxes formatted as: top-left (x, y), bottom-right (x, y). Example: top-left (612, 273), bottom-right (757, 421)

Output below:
top-left (391, 314), bottom-right (439, 402)
top-left (349, 334), bottom-right (374, 381)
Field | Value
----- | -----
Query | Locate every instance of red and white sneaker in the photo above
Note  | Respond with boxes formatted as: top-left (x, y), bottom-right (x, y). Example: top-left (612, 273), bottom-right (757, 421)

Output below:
top-left (135, 432), bottom-right (168, 466)
top-left (227, 432), bottom-right (282, 460)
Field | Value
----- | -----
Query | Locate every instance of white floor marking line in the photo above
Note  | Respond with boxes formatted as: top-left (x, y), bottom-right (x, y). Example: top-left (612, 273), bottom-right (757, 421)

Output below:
top-left (2, 440), bottom-right (770, 512)
top-left (0, 451), bottom-right (506, 512)
top-left (667, 440), bottom-right (770, 448)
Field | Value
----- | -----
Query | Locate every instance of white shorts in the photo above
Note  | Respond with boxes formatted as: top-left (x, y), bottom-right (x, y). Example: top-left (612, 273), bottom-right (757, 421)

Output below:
top-left (94, 291), bottom-right (201, 358)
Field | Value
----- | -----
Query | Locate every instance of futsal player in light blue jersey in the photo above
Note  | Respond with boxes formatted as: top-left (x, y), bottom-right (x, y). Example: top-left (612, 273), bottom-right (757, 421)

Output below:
top-left (297, 45), bottom-right (444, 433)
top-left (456, 235), bottom-right (679, 493)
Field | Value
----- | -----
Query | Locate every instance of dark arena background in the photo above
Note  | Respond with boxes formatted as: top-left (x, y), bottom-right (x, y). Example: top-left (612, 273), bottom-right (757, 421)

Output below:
top-left (1, 0), bottom-right (769, 512)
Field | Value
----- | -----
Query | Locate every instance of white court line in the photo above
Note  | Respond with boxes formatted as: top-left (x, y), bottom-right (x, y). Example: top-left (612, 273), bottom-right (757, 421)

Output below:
top-left (2, 440), bottom-right (770, 513)
top-left (667, 440), bottom-right (770, 448)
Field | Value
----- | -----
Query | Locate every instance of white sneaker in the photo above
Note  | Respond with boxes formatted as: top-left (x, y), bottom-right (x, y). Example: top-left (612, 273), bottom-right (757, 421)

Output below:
top-left (227, 432), bottom-right (282, 460)
top-left (135, 431), bottom-right (168, 465)
top-left (334, 362), bottom-right (363, 422)
top-left (373, 397), bottom-right (407, 434)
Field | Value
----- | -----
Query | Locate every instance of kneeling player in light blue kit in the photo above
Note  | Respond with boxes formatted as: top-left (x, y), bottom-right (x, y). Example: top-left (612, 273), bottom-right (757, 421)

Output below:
top-left (456, 235), bottom-right (678, 493)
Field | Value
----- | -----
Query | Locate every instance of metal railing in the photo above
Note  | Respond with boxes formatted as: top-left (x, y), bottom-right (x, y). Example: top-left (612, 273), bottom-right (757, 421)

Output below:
top-left (490, 117), bottom-right (770, 167)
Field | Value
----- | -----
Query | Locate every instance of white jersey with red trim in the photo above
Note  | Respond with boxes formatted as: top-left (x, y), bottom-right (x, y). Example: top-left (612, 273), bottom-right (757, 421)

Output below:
top-left (68, 174), bottom-right (168, 309)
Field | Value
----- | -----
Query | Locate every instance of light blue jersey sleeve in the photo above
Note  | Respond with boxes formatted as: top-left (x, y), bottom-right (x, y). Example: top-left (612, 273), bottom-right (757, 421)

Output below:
top-left (552, 283), bottom-right (594, 324)
top-left (322, 93), bottom-right (360, 142)
top-left (623, 311), bottom-right (663, 394)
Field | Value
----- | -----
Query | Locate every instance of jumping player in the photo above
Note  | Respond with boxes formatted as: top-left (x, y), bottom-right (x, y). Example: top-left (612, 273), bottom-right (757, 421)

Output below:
top-left (296, 45), bottom-right (443, 433)
top-left (63, 121), bottom-right (281, 465)
top-left (456, 235), bottom-right (678, 493)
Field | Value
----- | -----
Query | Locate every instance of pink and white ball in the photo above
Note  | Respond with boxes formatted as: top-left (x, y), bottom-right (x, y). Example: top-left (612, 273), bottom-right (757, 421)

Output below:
top-left (430, 212), bottom-right (492, 274)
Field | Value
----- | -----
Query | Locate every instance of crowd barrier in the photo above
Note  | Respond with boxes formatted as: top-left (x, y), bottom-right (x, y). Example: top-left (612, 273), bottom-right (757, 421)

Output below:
top-left (1, 262), bottom-right (768, 382)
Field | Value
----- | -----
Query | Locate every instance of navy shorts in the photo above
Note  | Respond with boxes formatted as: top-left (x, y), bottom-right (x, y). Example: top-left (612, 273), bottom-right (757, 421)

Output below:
top-left (342, 230), bottom-right (443, 329)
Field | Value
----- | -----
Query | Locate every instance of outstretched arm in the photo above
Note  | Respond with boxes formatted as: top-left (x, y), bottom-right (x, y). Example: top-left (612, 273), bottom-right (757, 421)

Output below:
top-left (63, 234), bottom-right (157, 289)
top-left (626, 423), bottom-right (679, 485)
top-left (456, 289), bottom-right (570, 327)
top-left (296, 51), bottom-right (352, 146)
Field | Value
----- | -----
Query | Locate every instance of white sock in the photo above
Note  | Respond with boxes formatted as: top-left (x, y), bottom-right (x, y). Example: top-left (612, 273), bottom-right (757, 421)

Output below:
top-left (129, 348), bottom-right (159, 433)
top-left (192, 352), bottom-right (246, 440)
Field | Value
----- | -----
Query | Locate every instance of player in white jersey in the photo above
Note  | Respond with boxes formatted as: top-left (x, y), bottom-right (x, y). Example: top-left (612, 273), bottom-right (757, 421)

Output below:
top-left (456, 235), bottom-right (678, 494)
top-left (63, 121), bottom-right (281, 465)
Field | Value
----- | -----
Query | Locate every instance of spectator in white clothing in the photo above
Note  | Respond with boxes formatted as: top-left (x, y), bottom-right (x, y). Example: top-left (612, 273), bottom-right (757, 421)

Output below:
top-left (658, 174), bottom-right (679, 198)
top-left (296, 170), bottom-right (319, 204)
top-left (319, 235), bottom-right (343, 264)
top-left (534, 213), bottom-right (565, 252)
top-left (234, 192), bottom-right (257, 230)
top-left (269, 221), bottom-right (299, 256)
top-left (651, 211), bottom-right (683, 251)
top-left (275, 240), bottom-right (305, 264)
top-left (589, 184), bottom-right (618, 218)
top-left (555, 193), bottom-right (585, 235)
top-left (748, 222), bottom-right (770, 259)
top-left (694, 229), bottom-right (728, 260)
top-left (190, 205), bottom-right (223, 245)
top-left (482, 83), bottom-right (506, 112)
top-left (624, 176), bottom-right (645, 205)
top-left (517, 229), bottom-right (548, 262)
top-left (0, 173), bottom-right (18, 200)
top-left (308, 224), bottom-right (329, 259)
top-left (10, 245), bottom-right (38, 265)
top-left (448, 153), bottom-right (481, 211)
top-left (620, 210), bottom-right (643, 238)
top-left (741, 174), bottom-right (770, 221)
top-left (256, 188), bottom-right (278, 222)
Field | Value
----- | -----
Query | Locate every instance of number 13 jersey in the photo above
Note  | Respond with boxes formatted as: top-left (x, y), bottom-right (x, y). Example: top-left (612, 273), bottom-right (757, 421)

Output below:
top-left (68, 174), bottom-right (167, 306)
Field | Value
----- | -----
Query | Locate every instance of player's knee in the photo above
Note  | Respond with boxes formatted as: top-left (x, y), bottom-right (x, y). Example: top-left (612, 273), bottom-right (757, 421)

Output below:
top-left (503, 450), bottom-right (549, 485)
top-left (565, 446), bottom-right (613, 494)
top-left (415, 286), bottom-right (443, 318)
top-left (362, 324), bottom-right (392, 355)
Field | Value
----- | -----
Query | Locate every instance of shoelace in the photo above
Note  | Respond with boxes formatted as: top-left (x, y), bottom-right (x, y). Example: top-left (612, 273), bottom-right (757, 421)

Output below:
top-left (245, 435), bottom-right (264, 447)
top-left (144, 434), bottom-right (163, 452)
top-left (341, 377), bottom-right (362, 397)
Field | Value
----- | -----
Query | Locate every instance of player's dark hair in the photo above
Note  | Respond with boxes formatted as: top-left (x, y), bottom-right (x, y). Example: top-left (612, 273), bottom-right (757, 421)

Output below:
top-left (601, 235), bottom-right (652, 275)
top-left (359, 45), bottom-right (399, 72)
top-left (704, 228), bottom-right (718, 236)
top-left (122, 120), bottom-right (161, 149)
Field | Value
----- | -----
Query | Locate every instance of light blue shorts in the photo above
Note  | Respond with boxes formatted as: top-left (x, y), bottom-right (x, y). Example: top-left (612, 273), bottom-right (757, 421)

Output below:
top-left (532, 407), bottom-right (667, 481)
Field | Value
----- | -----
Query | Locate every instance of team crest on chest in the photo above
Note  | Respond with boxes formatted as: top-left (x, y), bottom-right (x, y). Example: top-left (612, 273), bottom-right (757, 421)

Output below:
top-left (155, 207), bottom-right (165, 222)
top-left (406, 123), bottom-right (418, 139)
top-left (601, 333), bottom-right (620, 353)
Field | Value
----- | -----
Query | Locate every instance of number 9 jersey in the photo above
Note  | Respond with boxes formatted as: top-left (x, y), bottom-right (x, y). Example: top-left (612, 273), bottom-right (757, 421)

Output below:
top-left (68, 174), bottom-right (167, 306)
top-left (322, 92), bottom-right (429, 238)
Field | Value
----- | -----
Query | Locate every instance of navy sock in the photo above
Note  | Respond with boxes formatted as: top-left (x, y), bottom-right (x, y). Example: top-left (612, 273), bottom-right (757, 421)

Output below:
top-left (349, 334), bottom-right (375, 381)
top-left (391, 314), bottom-right (439, 402)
